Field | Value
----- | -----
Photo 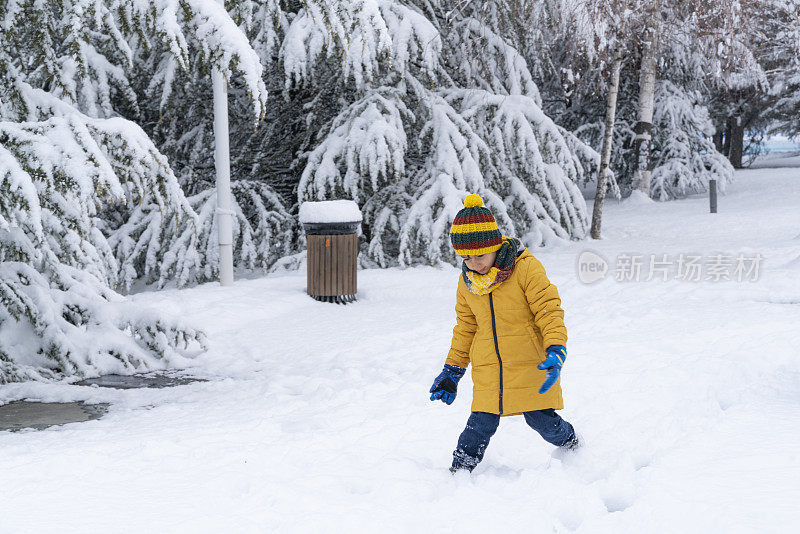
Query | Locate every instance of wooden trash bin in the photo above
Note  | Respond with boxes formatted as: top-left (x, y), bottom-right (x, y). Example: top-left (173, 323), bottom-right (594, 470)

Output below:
top-left (300, 201), bottom-right (362, 304)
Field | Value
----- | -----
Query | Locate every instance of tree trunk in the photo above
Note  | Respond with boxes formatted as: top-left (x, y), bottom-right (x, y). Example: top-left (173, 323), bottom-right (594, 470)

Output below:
top-left (722, 119), bottom-right (732, 157)
top-left (591, 51), bottom-right (623, 240)
top-left (633, 11), bottom-right (660, 197)
top-left (728, 116), bottom-right (744, 168)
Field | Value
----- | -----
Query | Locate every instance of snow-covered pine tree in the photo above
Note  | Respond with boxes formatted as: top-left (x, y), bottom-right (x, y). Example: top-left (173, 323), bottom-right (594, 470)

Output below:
top-left (566, 68), bottom-right (733, 200)
top-left (541, 0), bottom-right (760, 200)
top-left (650, 80), bottom-right (734, 200)
top-left (767, 1), bottom-right (800, 137)
top-left (295, 0), bottom-right (599, 266)
top-left (89, 0), bottom-right (599, 274)
top-left (0, 0), bottom-right (268, 381)
top-left (0, 102), bottom-right (207, 382)
top-left (103, 0), bottom-right (290, 288)
top-left (117, 1), bottom-right (302, 285)
top-left (497, 0), bottom-right (632, 238)
top-left (711, 0), bottom-right (800, 153)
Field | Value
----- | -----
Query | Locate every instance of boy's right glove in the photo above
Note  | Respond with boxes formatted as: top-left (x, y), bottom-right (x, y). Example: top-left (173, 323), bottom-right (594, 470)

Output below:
top-left (429, 364), bottom-right (466, 405)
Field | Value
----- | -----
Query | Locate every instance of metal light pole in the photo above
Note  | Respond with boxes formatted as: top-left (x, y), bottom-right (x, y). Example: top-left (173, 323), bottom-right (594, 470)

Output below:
top-left (212, 50), bottom-right (234, 286)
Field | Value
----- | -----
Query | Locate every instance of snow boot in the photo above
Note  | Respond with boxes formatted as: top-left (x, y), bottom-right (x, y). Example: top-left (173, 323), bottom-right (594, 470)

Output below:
top-left (560, 432), bottom-right (581, 451)
top-left (551, 432), bottom-right (582, 461)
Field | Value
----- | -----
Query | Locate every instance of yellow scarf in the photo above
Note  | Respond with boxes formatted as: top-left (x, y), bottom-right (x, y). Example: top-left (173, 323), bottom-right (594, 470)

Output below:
top-left (461, 237), bottom-right (523, 296)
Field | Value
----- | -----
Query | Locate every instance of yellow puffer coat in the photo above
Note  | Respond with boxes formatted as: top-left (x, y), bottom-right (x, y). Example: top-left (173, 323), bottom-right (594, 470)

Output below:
top-left (445, 249), bottom-right (567, 415)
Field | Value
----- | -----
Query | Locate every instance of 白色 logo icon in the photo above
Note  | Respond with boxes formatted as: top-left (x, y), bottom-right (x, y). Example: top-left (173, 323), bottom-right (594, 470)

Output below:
top-left (577, 250), bottom-right (608, 284)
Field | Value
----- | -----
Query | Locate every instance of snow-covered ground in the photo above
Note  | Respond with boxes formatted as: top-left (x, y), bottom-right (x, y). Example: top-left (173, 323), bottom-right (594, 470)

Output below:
top-left (750, 151), bottom-right (800, 169)
top-left (2, 162), bottom-right (799, 533)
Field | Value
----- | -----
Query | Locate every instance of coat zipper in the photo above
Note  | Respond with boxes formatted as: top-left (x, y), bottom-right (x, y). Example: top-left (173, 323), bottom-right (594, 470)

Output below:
top-left (488, 293), bottom-right (503, 415)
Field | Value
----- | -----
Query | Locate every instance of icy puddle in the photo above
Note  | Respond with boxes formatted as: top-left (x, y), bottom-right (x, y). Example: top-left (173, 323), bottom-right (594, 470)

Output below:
top-left (1, 373), bottom-right (205, 431)
top-left (0, 401), bottom-right (109, 431)
top-left (74, 373), bottom-right (205, 389)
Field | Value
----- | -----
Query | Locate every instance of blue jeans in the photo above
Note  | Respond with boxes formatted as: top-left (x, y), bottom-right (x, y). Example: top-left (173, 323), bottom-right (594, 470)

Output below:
top-left (452, 410), bottom-right (575, 471)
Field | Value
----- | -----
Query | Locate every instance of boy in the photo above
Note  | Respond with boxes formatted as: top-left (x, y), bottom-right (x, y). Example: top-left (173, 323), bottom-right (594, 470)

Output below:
top-left (429, 193), bottom-right (580, 473)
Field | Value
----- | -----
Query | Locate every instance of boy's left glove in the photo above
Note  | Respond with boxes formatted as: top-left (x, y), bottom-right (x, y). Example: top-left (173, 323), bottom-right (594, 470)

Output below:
top-left (538, 345), bottom-right (566, 394)
top-left (429, 364), bottom-right (466, 405)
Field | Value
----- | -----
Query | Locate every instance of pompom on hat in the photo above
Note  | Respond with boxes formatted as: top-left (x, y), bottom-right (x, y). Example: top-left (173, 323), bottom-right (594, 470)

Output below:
top-left (450, 193), bottom-right (503, 255)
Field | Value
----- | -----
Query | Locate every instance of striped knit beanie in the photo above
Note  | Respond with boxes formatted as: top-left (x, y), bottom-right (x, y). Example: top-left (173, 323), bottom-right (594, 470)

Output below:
top-left (450, 193), bottom-right (503, 255)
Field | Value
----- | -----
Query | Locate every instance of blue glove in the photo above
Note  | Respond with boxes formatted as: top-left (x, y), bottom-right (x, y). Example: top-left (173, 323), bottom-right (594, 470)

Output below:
top-left (429, 364), bottom-right (466, 405)
top-left (538, 345), bottom-right (566, 394)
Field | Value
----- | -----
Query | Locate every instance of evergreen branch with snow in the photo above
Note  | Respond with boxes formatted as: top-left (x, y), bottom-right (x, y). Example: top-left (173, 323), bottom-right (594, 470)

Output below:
top-left (111, 180), bottom-right (296, 289)
top-left (0, 112), bottom-right (207, 383)
top-left (650, 81), bottom-right (734, 200)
